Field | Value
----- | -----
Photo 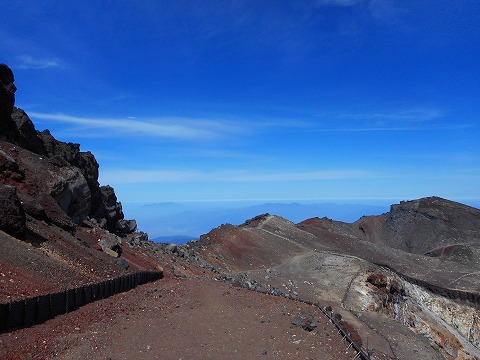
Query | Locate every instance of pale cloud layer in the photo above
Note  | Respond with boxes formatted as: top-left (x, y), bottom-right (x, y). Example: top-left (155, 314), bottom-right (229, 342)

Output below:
top-left (17, 55), bottom-right (61, 69)
top-left (311, 107), bottom-right (470, 132)
top-left (29, 112), bottom-right (240, 140)
top-left (29, 106), bottom-right (461, 141)
top-left (337, 108), bottom-right (444, 122)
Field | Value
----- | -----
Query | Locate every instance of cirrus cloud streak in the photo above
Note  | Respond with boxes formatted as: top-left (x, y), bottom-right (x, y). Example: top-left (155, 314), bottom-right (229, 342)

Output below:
top-left (29, 112), bottom-right (241, 140)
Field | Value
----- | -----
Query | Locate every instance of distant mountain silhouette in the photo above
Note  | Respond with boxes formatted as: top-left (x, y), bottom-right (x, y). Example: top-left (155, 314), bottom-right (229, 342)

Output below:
top-left (134, 201), bottom-right (391, 240)
top-left (151, 235), bottom-right (198, 244)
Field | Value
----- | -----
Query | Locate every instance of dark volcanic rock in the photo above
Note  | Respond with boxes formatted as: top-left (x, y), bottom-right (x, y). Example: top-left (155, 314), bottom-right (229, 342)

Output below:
top-left (115, 257), bottom-right (129, 270)
top-left (0, 184), bottom-right (26, 237)
top-left (100, 185), bottom-right (124, 223)
top-left (0, 64), bottom-right (15, 113)
top-left (0, 64), bottom-right (137, 234)
top-left (115, 219), bottom-right (137, 234)
top-left (92, 185), bottom-right (135, 234)
top-left (10, 108), bottom-right (47, 154)
top-left (0, 64), bottom-right (17, 139)
top-left (291, 313), bottom-right (317, 331)
top-left (0, 148), bottom-right (24, 181)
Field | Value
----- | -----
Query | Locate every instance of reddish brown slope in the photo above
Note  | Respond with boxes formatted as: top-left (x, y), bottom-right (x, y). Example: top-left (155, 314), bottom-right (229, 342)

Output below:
top-left (190, 203), bottom-right (480, 359)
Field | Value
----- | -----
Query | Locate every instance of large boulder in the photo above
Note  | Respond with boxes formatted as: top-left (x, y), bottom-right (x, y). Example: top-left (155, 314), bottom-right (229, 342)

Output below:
top-left (0, 184), bottom-right (26, 237)
top-left (97, 231), bottom-right (122, 255)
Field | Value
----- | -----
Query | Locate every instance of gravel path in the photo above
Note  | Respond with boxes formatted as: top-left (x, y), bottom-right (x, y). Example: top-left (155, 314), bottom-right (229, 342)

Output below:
top-left (1, 276), bottom-right (357, 360)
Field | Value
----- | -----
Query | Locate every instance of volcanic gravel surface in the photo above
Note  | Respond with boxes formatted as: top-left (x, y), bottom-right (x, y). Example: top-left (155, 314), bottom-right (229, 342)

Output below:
top-left (0, 275), bottom-right (357, 360)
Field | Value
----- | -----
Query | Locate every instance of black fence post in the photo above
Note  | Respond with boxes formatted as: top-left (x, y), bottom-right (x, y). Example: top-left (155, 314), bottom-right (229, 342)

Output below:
top-left (24, 297), bottom-right (37, 327)
top-left (84, 285), bottom-right (92, 304)
top-left (36, 294), bottom-right (51, 324)
top-left (75, 287), bottom-right (85, 308)
top-left (0, 303), bottom-right (8, 332)
top-left (66, 288), bottom-right (77, 313)
top-left (7, 301), bottom-right (24, 330)
top-left (50, 292), bottom-right (67, 317)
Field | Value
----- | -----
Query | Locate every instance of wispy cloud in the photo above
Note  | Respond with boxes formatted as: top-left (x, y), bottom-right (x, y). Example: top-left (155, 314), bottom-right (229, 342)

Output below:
top-left (101, 168), bottom-right (376, 184)
top-left (29, 112), bottom-right (241, 140)
top-left (311, 124), bottom-right (471, 133)
top-left (308, 107), bottom-right (468, 132)
top-left (16, 55), bottom-right (62, 70)
top-left (337, 108), bottom-right (444, 122)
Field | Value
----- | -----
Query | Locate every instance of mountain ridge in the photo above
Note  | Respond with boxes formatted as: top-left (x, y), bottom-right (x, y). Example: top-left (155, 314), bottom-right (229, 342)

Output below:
top-left (187, 197), bottom-right (480, 358)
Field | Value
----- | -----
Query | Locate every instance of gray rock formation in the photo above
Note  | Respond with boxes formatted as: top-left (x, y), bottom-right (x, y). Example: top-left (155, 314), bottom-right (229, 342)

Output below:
top-left (48, 166), bottom-right (91, 224)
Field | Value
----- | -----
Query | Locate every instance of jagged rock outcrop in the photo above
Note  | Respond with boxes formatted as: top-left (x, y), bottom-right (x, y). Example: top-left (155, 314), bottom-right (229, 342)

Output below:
top-left (89, 185), bottom-right (137, 234)
top-left (0, 64), bottom-right (18, 140)
top-left (0, 64), bottom-right (135, 235)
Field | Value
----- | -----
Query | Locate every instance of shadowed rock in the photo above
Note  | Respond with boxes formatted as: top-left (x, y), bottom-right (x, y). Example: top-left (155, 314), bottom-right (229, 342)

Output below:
top-left (0, 64), bottom-right (17, 139)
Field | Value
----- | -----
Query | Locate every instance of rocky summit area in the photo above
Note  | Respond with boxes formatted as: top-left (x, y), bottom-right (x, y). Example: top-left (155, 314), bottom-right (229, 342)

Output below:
top-left (1, 63), bottom-right (480, 360)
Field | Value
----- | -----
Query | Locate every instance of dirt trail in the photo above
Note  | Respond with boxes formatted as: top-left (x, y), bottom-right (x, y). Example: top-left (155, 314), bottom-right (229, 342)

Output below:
top-left (0, 276), bottom-right (358, 360)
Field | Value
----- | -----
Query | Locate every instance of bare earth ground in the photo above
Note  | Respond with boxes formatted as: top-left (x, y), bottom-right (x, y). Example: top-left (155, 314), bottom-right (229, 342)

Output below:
top-left (0, 275), bottom-right (357, 360)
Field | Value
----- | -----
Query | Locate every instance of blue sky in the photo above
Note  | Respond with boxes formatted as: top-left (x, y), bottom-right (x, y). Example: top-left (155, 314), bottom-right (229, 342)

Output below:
top-left (1, 1), bottom-right (479, 213)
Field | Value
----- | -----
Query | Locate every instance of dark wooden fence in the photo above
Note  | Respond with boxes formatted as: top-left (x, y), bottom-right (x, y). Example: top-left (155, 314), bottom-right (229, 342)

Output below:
top-left (0, 271), bottom-right (163, 333)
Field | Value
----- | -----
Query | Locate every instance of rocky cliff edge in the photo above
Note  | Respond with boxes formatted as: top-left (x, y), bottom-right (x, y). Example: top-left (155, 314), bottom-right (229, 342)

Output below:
top-left (0, 63), bottom-right (135, 237)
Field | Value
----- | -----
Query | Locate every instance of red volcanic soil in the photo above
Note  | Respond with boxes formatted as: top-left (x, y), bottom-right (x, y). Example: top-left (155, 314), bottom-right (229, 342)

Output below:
top-left (0, 221), bottom-right (163, 303)
top-left (0, 275), bottom-right (357, 360)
